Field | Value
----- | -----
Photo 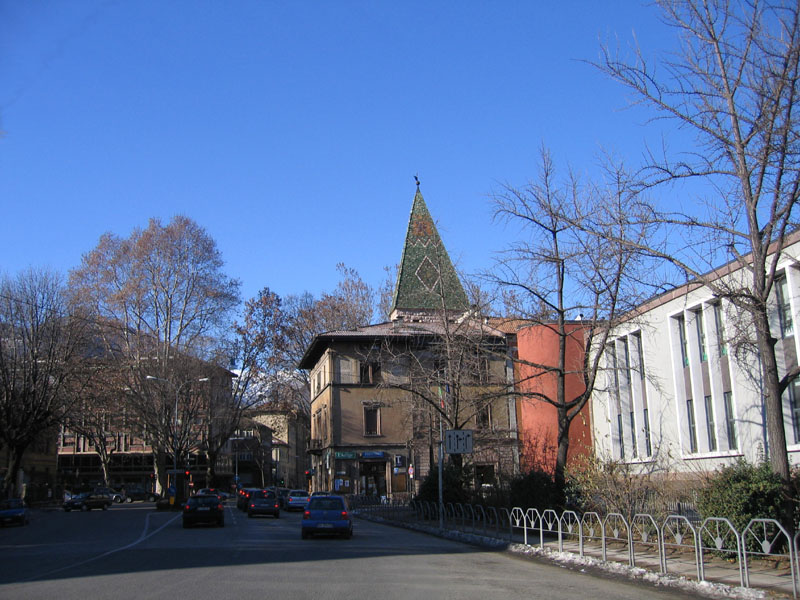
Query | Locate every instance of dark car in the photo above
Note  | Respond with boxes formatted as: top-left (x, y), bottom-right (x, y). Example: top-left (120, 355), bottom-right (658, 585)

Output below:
top-left (182, 494), bottom-right (225, 528)
top-left (123, 486), bottom-right (159, 502)
top-left (236, 488), bottom-right (260, 511)
top-left (247, 489), bottom-right (280, 519)
top-left (301, 495), bottom-right (352, 539)
top-left (0, 498), bottom-right (29, 526)
top-left (277, 487), bottom-right (290, 509)
top-left (94, 487), bottom-right (124, 503)
top-left (63, 492), bottom-right (112, 512)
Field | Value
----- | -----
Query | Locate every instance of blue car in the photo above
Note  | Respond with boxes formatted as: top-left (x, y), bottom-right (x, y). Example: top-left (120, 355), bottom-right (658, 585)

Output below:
top-left (301, 495), bottom-right (352, 539)
top-left (0, 498), bottom-right (29, 526)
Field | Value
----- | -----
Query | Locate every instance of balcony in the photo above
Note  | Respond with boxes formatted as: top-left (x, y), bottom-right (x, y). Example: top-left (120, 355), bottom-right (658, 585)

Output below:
top-left (309, 438), bottom-right (324, 455)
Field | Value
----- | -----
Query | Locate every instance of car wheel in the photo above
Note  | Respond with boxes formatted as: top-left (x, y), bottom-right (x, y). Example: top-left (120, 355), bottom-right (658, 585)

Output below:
top-left (64, 507), bottom-right (70, 512)
top-left (247, 512), bottom-right (253, 518)
top-left (218, 520), bottom-right (224, 527)
top-left (345, 530), bottom-right (352, 539)
top-left (301, 530), bottom-right (309, 539)
top-left (114, 496), bottom-right (123, 504)
top-left (102, 504), bottom-right (109, 511)
top-left (148, 495), bottom-right (156, 502)
top-left (126, 497), bottom-right (133, 503)
top-left (182, 521), bottom-right (189, 528)
top-left (80, 504), bottom-right (89, 512)
top-left (275, 512), bottom-right (280, 519)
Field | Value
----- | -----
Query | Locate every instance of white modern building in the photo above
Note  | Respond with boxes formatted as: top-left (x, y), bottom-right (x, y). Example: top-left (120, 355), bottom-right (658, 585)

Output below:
top-left (592, 235), bottom-right (800, 475)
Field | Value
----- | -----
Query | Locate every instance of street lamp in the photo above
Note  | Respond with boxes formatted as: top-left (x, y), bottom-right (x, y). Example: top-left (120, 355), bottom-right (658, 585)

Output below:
top-left (229, 437), bottom-right (247, 489)
top-left (145, 375), bottom-right (209, 502)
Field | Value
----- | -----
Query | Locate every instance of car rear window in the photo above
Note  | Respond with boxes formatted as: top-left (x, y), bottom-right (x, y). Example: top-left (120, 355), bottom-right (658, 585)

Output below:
top-left (289, 491), bottom-right (307, 497)
top-left (189, 496), bottom-right (220, 507)
top-left (308, 497), bottom-right (344, 510)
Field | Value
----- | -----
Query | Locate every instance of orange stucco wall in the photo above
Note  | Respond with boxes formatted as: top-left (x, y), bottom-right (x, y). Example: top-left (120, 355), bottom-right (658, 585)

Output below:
top-left (515, 323), bottom-right (592, 474)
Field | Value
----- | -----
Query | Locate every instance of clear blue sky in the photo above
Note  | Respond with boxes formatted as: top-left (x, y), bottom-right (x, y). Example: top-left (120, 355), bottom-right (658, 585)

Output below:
top-left (1, 1), bottom-right (681, 304)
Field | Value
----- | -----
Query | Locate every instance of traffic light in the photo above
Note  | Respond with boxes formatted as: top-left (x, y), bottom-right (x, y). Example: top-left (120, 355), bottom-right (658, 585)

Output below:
top-left (305, 470), bottom-right (311, 479)
top-left (184, 469), bottom-right (190, 477)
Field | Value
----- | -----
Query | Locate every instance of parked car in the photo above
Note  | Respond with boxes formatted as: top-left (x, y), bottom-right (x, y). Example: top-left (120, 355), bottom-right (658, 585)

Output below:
top-left (286, 489), bottom-right (310, 512)
top-left (301, 495), bottom-right (352, 539)
top-left (94, 487), bottom-right (124, 503)
top-left (247, 489), bottom-right (280, 518)
top-left (0, 498), bottom-right (29, 526)
top-left (123, 486), bottom-right (159, 502)
top-left (182, 494), bottom-right (225, 528)
top-left (63, 492), bottom-right (113, 512)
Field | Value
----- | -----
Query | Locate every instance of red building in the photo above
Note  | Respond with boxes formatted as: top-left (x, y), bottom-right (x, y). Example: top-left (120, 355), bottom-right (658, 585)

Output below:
top-left (514, 322), bottom-right (593, 474)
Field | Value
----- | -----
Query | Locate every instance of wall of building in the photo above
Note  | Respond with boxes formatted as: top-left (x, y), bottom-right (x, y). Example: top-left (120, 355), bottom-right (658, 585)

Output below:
top-left (515, 323), bottom-right (592, 474)
top-left (592, 244), bottom-right (800, 474)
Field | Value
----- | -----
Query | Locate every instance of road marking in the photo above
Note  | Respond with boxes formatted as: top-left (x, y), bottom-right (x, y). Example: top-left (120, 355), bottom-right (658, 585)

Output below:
top-left (22, 511), bottom-right (181, 582)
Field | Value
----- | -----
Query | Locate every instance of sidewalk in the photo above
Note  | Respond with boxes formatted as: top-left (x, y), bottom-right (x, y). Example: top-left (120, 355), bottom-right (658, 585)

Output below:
top-left (355, 507), bottom-right (796, 599)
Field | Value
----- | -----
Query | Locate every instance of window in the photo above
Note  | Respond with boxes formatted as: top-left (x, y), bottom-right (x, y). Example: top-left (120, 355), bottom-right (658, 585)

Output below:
top-left (364, 406), bottom-right (380, 436)
top-left (695, 310), bottom-right (707, 362)
top-left (776, 275), bottom-right (794, 338)
top-left (677, 315), bottom-right (689, 367)
top-left (686, 398), bottom-right (698, 453)
top-left (476, 405), bottom-right (492, 431)
top-left (621, 339), bottom-right (631, 386)
top-left (359, 361), bottom-right (381, 384)
top-left (704, 395), bottom-right (717, 451)
top-left (617, 413), bottom-right (625, 460)
top-left (714, 303), bottom-right (728, 356)
top-left (607, 344), bottom-right (619, 392)
top-left (635, 333), bottom-right (645, 380)
top-left (643, 408), bottom-right (652, 457)
top-left (723, 391), bottom-right (738, 450)
top-left (629, 411), bottom-right (637, 458)
top-left (788, 380), bottom-right (800, 444)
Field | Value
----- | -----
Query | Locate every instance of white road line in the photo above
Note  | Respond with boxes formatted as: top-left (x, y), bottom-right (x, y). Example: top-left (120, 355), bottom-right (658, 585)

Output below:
top-left (23, 511), bottom-right (181, 582)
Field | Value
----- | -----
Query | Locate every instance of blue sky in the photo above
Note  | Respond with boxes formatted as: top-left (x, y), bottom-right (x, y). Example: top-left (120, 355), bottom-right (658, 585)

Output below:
top-left (1, 1), bottom-right (682, 304)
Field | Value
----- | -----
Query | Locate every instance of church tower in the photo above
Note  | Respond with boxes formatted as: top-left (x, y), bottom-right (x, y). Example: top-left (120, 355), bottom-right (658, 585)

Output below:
top-left (389, 184), bottom-right (469, 322)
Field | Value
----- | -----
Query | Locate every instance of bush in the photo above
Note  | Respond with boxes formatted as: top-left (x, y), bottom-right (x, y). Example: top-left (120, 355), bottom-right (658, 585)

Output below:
top-left (509, 469), bottom-right (564, 511)
top-left (696, 460), bottom-right (799, 530)
top-left (416, 462), bottom-right (471, 504)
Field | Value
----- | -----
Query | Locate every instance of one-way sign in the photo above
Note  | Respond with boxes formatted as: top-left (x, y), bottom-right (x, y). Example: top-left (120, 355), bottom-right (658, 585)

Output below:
top-left (445, 429), bottom-right (473, 454)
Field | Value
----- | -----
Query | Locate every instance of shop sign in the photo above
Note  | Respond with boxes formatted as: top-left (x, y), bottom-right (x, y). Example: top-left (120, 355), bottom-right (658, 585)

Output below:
top-left (361, 451), bottom-right (386, 459)
top-left (335, 451), bottom-right (357, 459)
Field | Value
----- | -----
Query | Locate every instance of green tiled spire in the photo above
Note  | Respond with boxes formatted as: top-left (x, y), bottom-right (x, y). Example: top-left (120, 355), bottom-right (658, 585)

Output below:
top-left (390, 186), bottom-right (469, 318)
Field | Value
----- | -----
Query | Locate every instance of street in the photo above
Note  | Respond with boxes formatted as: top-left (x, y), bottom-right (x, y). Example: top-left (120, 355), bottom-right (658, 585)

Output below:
top-left (0, 502), bottom-right (698, 600)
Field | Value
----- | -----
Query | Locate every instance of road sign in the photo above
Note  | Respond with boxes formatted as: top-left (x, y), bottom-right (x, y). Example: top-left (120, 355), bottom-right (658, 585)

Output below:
top-left (408, 465), bottom-right (415, 478)
top-left (445, 429), bottom-right (473, 454)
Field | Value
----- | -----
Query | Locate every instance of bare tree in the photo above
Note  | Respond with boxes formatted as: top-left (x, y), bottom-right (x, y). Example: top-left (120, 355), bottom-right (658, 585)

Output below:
top-left (595, 0), bottom-right (800, 498)
top-left (0, 269), bottom-right (91, 496)
top-left (200, 287), bottom-right (286, 486)
top-left (492, 147), bottom-right (656, 490)
top-left (69, 216), bottom-right (240, 494)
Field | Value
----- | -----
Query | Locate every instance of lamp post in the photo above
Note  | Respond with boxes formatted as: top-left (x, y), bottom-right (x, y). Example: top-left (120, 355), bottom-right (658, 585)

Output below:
top-left (145, 375), bottom-right (209, 503)
top-left (229, 437), bottom-right (246, 490)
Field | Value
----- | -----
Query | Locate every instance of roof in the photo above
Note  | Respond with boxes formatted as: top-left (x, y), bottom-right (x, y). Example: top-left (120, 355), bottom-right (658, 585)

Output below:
top-left (298, 318), bottom-right (506, 370)
top-left (389, 186), bottom-right (469, 317)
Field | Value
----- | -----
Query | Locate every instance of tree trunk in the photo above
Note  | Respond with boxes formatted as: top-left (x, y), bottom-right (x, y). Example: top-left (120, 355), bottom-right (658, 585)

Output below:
top-left (205, 449), bottom-right (217, 487)
top-left (554, 407), bottom-right (570, 492)
top-left (753, 309), bottom-right (793, 526)
top-left (4, 445), bottom-right (26, 498)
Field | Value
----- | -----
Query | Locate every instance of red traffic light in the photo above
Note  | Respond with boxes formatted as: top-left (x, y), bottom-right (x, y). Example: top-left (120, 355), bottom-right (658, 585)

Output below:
top-left (184, 470), bottom-right (190, 477)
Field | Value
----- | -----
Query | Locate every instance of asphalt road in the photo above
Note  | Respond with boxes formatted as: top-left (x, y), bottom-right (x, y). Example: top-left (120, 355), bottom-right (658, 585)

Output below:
top-left (0, 502), bottom-right (699, 600)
